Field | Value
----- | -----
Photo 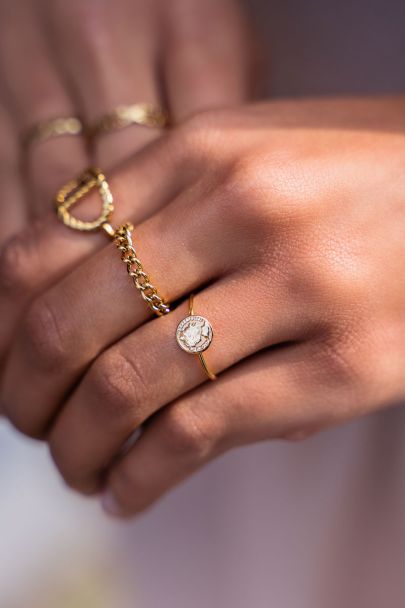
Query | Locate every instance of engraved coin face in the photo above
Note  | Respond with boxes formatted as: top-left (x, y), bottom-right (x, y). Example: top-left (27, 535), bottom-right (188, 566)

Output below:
top-left (176, 315), bottom-right (213, 353)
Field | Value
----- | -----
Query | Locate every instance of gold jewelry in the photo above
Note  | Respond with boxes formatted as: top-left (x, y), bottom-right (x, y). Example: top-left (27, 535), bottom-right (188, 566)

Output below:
top-left (55, 167), bottom-right (114, 234)
top-left (90, 103), bottom-right (168, 136)
top-left (24, 117), bottom-right (83, 146)
top-left (54, 168), bottom-right (170, 317)
top-left (176, 294), bottom-right (216, 381)
top-left (114, 223), bottom-right (170, 317)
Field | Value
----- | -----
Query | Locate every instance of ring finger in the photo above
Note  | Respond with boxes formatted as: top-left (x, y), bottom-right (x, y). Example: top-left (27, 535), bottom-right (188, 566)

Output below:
top-left (46, 0), bottom-right (163, 169)
top-left (47, 270), bottom-right (303, 494)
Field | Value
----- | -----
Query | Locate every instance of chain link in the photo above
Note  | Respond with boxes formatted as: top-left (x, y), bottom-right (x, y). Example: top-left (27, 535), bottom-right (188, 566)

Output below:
top-left (114, 223), bottom-right (170, 317)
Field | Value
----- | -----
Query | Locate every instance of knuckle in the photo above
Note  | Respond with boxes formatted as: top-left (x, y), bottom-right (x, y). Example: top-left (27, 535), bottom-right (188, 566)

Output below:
top-left (87, 350), bottom-right (148, 431)
top-left (232, 159), bottom-right (275, 220)
top-left (316, 328), bottom-right (372, 397)
top-left (0, 233), bottom-right (30, 295)
top-left (212, 159), bottom-right (275, 251)
top-left (321, 340), bottom-right (357, 385)
top-left (0, 219), bottom-right (46, 296)
top-left (163, 406), bottom-right (214, 460)
top-left (21, 296), bottom-right (67, 373)
top-left (226, 152), bottom-right (318, 230)
top-left (176, 110), bottom-right (224, 156)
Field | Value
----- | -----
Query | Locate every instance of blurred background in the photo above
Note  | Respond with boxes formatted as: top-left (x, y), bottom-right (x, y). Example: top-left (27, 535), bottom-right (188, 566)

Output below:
top-left (2, 1), bottom-right (405, 607)
top-left (3, 406), bottom-right (405, 608)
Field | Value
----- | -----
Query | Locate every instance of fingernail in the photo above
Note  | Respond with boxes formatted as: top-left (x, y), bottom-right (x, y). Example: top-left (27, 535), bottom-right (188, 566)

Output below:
top-left (101, 489), bottom-right (123, 517)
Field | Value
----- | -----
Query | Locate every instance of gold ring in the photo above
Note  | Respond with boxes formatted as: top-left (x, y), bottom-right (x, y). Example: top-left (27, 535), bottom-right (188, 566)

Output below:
top-left (24, 117), bottom-right (83, 147)
top-left (176, 294), bottom-right (217, 381)
top-left (90, 103), bottom-right (169, 136)
top-left (114, 223), bottom-right (170, 317)
top-left (54, 168), bottom-right (170, 317)
top-left (54, 167), bottom-right (114, 234)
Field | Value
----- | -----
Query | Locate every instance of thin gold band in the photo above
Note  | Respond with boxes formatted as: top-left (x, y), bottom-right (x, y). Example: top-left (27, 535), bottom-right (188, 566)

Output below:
top-left (189, 294), bottom-right (217, 381)
top-left (24, 117), bottom-right (83, 147)
top-left (54, 168), bottom-right (170, 317)
top-left (90, 103), bottom-right (169, 136)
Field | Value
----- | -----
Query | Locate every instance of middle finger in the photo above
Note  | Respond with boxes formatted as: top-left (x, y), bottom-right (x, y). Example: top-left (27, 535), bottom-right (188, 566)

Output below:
top-left (46, 0), bottom-right (164, 169)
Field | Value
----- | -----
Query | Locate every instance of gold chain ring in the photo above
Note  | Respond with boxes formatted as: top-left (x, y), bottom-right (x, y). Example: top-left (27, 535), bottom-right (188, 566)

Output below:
top-left (114, 223), bottom-right (170, 317)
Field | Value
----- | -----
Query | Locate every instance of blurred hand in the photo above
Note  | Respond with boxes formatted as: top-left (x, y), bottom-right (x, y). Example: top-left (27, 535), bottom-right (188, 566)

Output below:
top-left (0, 0), bottom-right (255, 216)
top-left (1, 96), bottom-right (405, 516)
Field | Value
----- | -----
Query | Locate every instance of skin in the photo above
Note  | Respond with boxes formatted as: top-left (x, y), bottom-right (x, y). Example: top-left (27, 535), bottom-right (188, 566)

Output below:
top-left (0, 0), bottom-right (254, 218)
top-left (0, 96), bottom-right (404, 517)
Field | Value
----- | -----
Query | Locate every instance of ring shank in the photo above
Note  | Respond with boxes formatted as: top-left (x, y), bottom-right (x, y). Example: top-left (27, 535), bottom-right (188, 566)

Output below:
top-left (189, 294), bottom-right (217, 381)
top-left (198, 352), bottom-right (217, 381)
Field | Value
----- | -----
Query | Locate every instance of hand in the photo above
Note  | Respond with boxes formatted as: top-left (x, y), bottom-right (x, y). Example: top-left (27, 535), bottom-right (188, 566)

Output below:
top-left (0, 0), bottom-right (255, 214)
top-left (1, 97), bottom-right (405, 516)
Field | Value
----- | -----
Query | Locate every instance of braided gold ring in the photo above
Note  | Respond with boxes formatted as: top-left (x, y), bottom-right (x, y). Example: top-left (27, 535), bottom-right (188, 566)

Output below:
top-left (24, 117), bottom-right (83, 147)
top-left (90, 103), bottom-right (168, 137)
top-left (54, 167), bottom-right (114, 233)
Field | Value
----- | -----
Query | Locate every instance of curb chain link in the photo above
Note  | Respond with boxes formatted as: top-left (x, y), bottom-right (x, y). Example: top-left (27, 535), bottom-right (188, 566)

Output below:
top-left (114, 223), bottom-right (170, 317)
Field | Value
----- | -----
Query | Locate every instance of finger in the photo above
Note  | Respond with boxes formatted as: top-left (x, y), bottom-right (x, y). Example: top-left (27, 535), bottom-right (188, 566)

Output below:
top-left (162, 0), bottom-right (255, 121)
top-left (0, 171), bottom-right (253, 437)
top-left (0, 1), bottom-right (88, 211)
top-left (47, 0), bottom-right (163, 169)
top-left (101, 344), bottom-right (334, 517)
top-left (47, 270), bottom-right (307, 493)
top-left (2, 138), bottom-right (281, 436)
top-left (0, 106), bottom-right (26, 414)
top-left (0, 134), bottom-right (194, 369)
top-left (0, 106), bottom-right (27, 244)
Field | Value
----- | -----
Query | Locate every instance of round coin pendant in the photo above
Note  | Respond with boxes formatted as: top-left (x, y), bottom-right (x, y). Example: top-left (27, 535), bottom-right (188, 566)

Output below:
top-left (176, 315), bottom-right (213, 354)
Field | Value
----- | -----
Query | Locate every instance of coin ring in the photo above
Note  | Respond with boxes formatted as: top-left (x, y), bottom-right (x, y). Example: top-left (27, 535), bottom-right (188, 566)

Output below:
top-left (176, 315), bottom-right (213, 354)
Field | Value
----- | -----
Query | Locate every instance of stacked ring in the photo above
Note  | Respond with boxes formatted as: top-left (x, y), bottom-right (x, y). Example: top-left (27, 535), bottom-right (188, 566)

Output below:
top-left (54, 168), bottom-right (170, 317)
top-left (55, 168), bottom-right (216, 379)
top-left (23, 102), bottom-right (168, 148)
top-left (23, 116), bottom-right (83, 147)
top-left (89, 103), bottom-right (169, 137)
